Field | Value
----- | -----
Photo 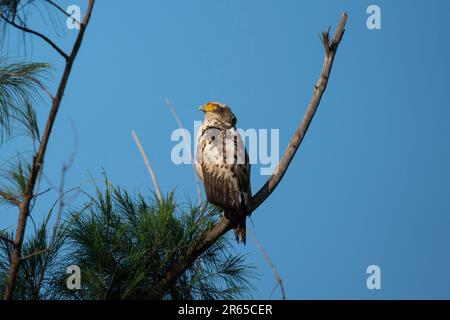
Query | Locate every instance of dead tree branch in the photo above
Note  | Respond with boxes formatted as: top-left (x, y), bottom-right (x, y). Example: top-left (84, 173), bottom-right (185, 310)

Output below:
top-left (131, 130), bottom-right (163, 203)
top-left (51, 119), bottom-right (78, 244)
top-left (151, 12), bottom-right (347, 299)
top-left (251, 13), bottom-right (347, 212)
top-left (2, 0), bottom-right (96, 300)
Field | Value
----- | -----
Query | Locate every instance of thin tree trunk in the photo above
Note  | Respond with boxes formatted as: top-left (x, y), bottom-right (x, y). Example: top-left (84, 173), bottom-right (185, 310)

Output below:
top-left (3, 0), bottom-right (96, 300)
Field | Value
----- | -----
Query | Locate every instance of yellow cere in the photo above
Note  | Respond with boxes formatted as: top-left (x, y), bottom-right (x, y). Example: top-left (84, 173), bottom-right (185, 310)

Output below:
top-left (203, 103), bottom-right (218, 112)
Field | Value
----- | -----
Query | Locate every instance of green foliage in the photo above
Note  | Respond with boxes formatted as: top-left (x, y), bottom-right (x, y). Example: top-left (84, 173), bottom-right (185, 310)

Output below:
top-left (0, 153), bottom-right (32, 203)
top-left (56, 182), bottom-right (254, 300)
top-left (14, 100), bottom-right (40, 141)
top-left (0, 209), bottom-right (67, 300)
top-left (0, 180), bottom-right (255, 300)
top-left (0, 58), bottom-right (48, 206)
top-left (0, 58), bottom-right (49, 143)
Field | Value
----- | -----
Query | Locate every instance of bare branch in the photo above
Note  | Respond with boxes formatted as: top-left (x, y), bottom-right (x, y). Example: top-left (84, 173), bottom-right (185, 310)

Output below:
top-left (249, 228), bottom-right (286, 300)
top-left (20, 248), bottom-right (48, 261)
top-left (0, 13), bottom-right (69, 60)
top-left (3, 0), bottom-right (96, 300)
top-left (165, 98), bottom-right (203, 206)
top-left (33, 187), bottom-right (52, 198)
top-left (45, 0), bottom-right (82, 25)
top-left (251, 12), bottom-right (347, 212)
top-left (151, 12), bottom-right (348, 299)
top-left (131, 130), bottom-right (163, 203)
top-left (0, 191), bottom-right (20, 206)
top-left (52, 119), bottom-right (78, 244)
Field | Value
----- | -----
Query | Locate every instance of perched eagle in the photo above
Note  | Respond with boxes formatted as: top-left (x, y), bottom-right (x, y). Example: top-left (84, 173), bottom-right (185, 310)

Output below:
top-left (195, 102), bottom-right (251, 244)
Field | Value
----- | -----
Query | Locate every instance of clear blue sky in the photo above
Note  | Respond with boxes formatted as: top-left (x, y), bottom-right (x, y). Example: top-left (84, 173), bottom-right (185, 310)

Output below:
top-left (2, 0), bottom-right (450, 299)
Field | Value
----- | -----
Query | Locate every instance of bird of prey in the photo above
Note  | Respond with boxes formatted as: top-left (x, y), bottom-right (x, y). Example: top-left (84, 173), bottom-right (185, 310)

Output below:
top-left (195, 102), bottom-right (251, 244)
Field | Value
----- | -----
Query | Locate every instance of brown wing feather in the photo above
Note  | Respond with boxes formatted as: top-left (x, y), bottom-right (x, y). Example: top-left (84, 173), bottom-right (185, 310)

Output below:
top-left (202, 165), bottom-right (237, 211)
top-left (198, 125), bottom-right (251, 244)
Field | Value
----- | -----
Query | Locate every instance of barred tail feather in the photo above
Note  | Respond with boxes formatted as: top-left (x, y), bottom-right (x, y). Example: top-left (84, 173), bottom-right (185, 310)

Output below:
top-left (234, 220), bottom-right (246, 245)
top-left (225, 211), bottom-right (247, 245)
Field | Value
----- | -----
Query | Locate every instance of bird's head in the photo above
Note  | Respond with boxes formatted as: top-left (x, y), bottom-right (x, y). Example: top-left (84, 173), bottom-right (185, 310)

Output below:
top-left (199, 102), bottom-right (237, 128)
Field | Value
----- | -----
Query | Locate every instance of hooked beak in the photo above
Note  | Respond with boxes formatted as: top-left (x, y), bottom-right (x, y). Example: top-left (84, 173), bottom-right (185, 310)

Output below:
top-left (198, 105), bottom-right (205, 112)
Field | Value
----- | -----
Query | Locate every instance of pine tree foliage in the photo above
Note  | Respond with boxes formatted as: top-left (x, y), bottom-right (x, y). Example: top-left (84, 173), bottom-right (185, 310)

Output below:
top-left (0, 58), bottom-right (48, 143)
top-left (57, 182), bottom-right (255, 300)
top-left (0, 209), bottom-right (67, 300)
top-left (0, 180), bottom-right (255, 300)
